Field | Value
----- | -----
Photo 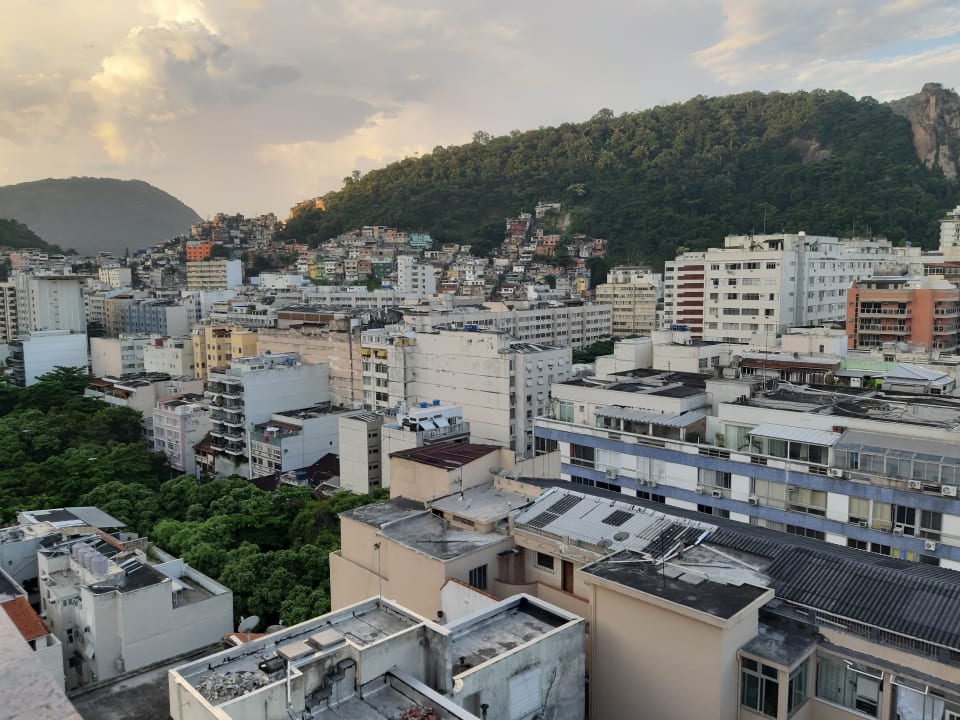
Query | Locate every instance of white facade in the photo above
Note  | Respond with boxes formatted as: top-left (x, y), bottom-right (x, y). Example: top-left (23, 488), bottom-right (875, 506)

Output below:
top-left (381, 402), bottom-right (470, 487)
top-left (248, 406), bottom-right (347, 478)
top-left (97, 265), bottom-right (132, 288)
top-left (186, 259), bottom-right (243, 290)
top-left (940, 205), bottom-right (960, 256)
top-left (143, 336), bottom-right (196, 376)
top-left (15, 274), bottom-right (85, 333)
top-left (206, 354), bottom-right (330, 478)
top-left (338, 412), bottom-right (383, 494)
top-left (256, 272), bottom-right (307, 289)
top-left (395, 255), bottom-right (436, 296)
top-left (664, 234), bottom-right (900, 342)
top-left (89, 335), bottom-right (151, 377)
top-left (9, 330), bottom-right (88, 387)
top-left (0, 281), bottom-right (18, 343)
top-left (153, 395), bottom-right (212, 474)
top-left (38, 535), bottom-right (232, 689)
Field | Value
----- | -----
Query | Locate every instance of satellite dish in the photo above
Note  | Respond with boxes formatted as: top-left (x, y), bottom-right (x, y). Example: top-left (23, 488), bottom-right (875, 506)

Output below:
top-left (597, 538), bottom-right (613, 549)
top-left (265, 624), bottom-right (284, 634)
top-left (237, 615), bottom-right (260, 634)
top-left (613, 531), bottom-right (629, 542)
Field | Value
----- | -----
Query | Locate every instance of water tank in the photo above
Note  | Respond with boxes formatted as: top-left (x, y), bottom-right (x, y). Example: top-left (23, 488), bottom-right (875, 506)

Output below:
top-left (432, 399), bottom-right (440, 406)
top-left (420, 402), bottom-right (428, 408)
top-left (92, 554), bottom-right (109, 575)
top-left (71, 544), bottom-right (81, 560)
top-left (295, 470), bottom-right (307, 481)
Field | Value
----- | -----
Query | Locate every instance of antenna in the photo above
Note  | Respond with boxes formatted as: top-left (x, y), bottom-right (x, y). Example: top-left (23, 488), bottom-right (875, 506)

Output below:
top-left (237, 615), bottom-right (260, 641)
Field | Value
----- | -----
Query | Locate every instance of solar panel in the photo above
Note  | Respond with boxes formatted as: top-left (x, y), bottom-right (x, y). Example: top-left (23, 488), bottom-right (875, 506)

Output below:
top-left (602, 510), bottom-right (633, 527)
top-left (548, 495), bottom-right (582, 515)
top-left (526, 511), bottom-right (557, 529)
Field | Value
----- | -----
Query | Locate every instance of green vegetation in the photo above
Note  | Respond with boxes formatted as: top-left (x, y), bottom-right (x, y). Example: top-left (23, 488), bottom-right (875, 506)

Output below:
top-left (0, 368), bottom-right (384, 626)
top-left (0, 218), bottom-right (65, 254)
top-left (282, 90), bottom-right (958, 267)
top-left (572, 338), bottom-right (617, 365)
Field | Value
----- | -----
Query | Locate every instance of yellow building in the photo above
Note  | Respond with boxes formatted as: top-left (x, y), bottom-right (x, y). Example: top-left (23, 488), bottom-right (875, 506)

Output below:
top-left (595, 267), bottom-right (660, 336)
top-left (191, 325), bottom-right (258, 378)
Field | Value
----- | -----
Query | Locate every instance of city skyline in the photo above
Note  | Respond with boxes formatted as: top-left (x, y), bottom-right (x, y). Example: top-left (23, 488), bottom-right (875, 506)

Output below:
top-left (1, 0), bottom-right (959, 216)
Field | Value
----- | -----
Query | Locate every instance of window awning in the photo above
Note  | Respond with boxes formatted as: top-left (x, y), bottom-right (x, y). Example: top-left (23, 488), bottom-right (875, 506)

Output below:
top-left (418, 420), bottom-right (437, 431)
top-left (595, 407), bottom-right (707, 428)
top-left (748, 423), bottom-right (840, 447)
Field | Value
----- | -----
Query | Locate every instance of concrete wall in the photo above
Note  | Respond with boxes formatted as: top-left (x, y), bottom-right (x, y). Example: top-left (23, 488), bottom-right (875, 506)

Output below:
top-left (388, 448), bottom-right (508, 503)
top-left (440, 580), bottom-right (498, 623)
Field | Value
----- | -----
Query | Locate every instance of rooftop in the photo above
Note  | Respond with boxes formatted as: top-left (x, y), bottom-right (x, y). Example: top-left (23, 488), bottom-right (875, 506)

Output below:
top-left (429, 484), bottom-right (534, 524)
top-left (17, 506), bottom-right (126, 530)
top-left (449, 597), bottom-right (566, 669)
top-left (382, 512), bottom-right (509, 561)
top-left (1, 596), bottom-right (49, 642)
top-left (340, 497), bottom-right (425, 529)
top-left (389, 442), bottom-right (501, 470)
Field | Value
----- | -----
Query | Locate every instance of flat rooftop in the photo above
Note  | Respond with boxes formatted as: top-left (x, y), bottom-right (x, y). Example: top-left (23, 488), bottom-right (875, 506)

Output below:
top-left (582, 550), bottom-right (769, 619)
top-left (340, 497), bottom-right (425, 529)
top-left (450, 598), bottom-right (567, 669)
top-left (17, 506), bottom-right (126, 529)
top-left (740, 613), bottom-right (819, 667)
top-left (382, 513), bottom-right (509, 561)
top-left (429, 484), bottom-right (534, 524)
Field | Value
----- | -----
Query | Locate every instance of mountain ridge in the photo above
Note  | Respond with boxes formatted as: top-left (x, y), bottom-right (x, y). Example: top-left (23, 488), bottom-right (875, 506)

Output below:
top-left (283, 84), bottom-right (960, 266)
top-left (0, 177), bottom-right (201, 256)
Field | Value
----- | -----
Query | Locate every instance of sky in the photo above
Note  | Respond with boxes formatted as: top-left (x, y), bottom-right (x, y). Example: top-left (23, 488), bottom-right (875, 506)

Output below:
top-left (1, 0), bottom-right (959, 218)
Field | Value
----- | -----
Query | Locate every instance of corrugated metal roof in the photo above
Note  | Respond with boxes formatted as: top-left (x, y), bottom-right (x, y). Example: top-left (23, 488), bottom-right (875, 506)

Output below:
top-left (388, 443), bottom-right (500, 469)
top-left (748, 423), bottom-right (840, 447)
top-left (837, 429), bottom-right (960, 460)
top-left (594, 407), bottom-right (707, 428)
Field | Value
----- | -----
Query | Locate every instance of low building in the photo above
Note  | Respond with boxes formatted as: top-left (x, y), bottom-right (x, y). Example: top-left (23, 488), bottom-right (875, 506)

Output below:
top-left (595, 266), bottom-right (661, 336)
top-left (38, 532), bottom-right (232, 689)
top-left (381, 401), bottom-right (471, 487)
top-left (0, 569), bottom-right (64, 689)
top-left (89, 335), bottom-right (151, 377)
top-left (169, 594), bottom-right (585, 720)
top-left (337, 411), bottom-right (385, 494)
top-left (153, 394), bottom-right (212, 475)
top-left (191, 325), bottom-right (258, 379)
top-left (186, 259), bottom-right (243, 290)
top-left (248, 404), bottom-right (352, 479)
top-left (143, 335), bottom-right (196, 376)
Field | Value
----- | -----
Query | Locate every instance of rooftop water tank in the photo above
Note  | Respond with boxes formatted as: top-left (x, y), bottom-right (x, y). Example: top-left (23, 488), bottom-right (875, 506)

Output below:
top-left (420, 402), bottom-right (428, 408)
top-left (432, 399), bottom-right (440, 406)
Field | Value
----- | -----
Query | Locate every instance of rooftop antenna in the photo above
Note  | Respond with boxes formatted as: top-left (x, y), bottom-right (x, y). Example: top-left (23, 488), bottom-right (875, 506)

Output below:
top-left (373, 542), bottom-right (383, 605)
top-left (237, 615), bottom-right (260, 642)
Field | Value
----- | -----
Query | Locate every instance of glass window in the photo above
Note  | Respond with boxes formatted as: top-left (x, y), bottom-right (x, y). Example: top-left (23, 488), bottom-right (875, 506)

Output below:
top-left (816, 655), bottom-right (881, 718)
top-left (536, 552), bottom-right (555, 571)
top-left (788, 660), bottom-right (808, 715)
top-left (557, 399), bottom-right (574, 422)
top-left (468, 564), bottom-right (488, 590)
top-left (741, 658), bottom-right (780, 718)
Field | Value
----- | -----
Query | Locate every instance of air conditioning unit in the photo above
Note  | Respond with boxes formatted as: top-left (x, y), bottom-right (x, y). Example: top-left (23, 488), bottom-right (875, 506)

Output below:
top-left (857, 520), bottom-right (868, 528)
top-left (748, 496), bottom-right (759, 505)
top-left (893, 525), bottom-right (905, 536)
top-left (648, 480), bottom-right (657, 488)
top-left (924, 540), bottom-right (939, 551)
top-left (694, 486), bottom-right (705, 495)
top-left (908, 480), bottom-right (923, 490)
top-left (605, 467), bottom-right (617, 480)
top-left (828, 468), bottom-right (844, 478)
top-left (942, 485), bottom-right (958, 497)
top-left (711, 489), bottom-right (723, 498)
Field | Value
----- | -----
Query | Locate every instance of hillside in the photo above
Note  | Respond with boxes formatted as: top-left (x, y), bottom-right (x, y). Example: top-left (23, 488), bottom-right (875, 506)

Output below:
top-left (0, 178), bottom-right (201, 256)
top-left (287, 86), bottom-right (960, 265)
top-left (0, 219), bottom-right (66, 254)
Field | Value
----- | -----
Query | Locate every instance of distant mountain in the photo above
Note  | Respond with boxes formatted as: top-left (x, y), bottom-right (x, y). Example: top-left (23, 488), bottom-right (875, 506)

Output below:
top-left (0, 219), bottom-right (66, 254)
top-left (287, 85), bottom-right (960, 266)
top-left (0, 178), bottom-right (201, 256)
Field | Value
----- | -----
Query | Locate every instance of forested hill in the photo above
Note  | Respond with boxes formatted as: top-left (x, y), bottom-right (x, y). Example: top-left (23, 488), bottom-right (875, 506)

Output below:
top-left (286, 86), bottom-right (960, 265)
top-left (0, 218), bottom-right (67, 254)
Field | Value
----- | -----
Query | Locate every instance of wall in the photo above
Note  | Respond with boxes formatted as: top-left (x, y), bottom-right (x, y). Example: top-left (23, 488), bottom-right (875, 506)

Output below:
top-left (389, 449), bottom-right (505, 503)
top-left (20, 332), bottom-right (88, 386)
top-left (440, 580), bottom-right (498, 622)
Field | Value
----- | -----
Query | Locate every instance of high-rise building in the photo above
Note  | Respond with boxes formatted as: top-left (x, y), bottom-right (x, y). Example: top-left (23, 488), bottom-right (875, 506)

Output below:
top-left (395, 255), bottom-right (436, 296)
top-left (594, 266), bottom-right (661, 336)
top-left (8, 331), bottom-right (88, 387)
top-left (0, 281), bottom-right (18, 343)
top-left (89, 335), bottom-right (151, 377)
top-left (153, 394), bottom-right (212, 475)
top-left (191, 325), bottom-right (258, 378)
top-left (939, 204), bottom-right (960, 256)
top-left (186, 259), bottom-right (243, 290)
top-left (14, 275), bottom-right (85, 334)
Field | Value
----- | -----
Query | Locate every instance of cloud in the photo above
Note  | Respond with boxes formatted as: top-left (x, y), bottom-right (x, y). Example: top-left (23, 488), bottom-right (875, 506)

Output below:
top-left (93, 121), bottom-right (129, 163)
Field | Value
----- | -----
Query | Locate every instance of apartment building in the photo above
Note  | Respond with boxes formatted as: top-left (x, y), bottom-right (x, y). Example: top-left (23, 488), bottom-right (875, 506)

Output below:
top-left (381, 401), bottom-right (471, 487)
top-left (153, 394), bottom-right (212, 475)
top-left (37, 532), bottom-right (232, 689)
top-left (395, 254), bottom-right (437, 296)
top-left (331, 478), bottom-right (960, 720)
top-left (14, 274), bottom-right (85, 334)
top-left (940, 205), bottom-right (960, 256)
top-left (258, 313), bottom-right (363, 407)
top-left (184, 240), bottom-right (214, 261)
top-left (338, 411), bottom-right (385, 494)
top-left (0, 281), bottom-right (18, 342)
top-left (119, 299), bottom-right (190, 337)
top-left (143, 336), bottom-right (195, 376)
top-left (169, 594), bottom-right (584, 720)
top-left (846, 275), bottom-right (960, 351)
top-left (206, 353), bottom-right (329, 478)
top-left (89, 335), bottom-right (151, 377)
top-left (664, 233), bottom-right (900, 341)
top-left (534, 368), bottom-right (960, 569)
top-left (8, 330), bottom-right (88, 387)
top-left (186, 259), bottom-right (242, 290)
top-left (402, 300), bottom-right (612, 350)
top-left (97, 264), bottom-right (132, 288)
top-left (191, 325), bottom-right (258, 378)
top-left (248, 404), bottom-right (350, 478)
top-left (594, 266), bottom-right (661, 336)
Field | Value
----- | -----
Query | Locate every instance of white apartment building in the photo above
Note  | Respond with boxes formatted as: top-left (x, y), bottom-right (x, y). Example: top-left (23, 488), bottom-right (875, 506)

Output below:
top-left (401, 301), bottom-right (612, 349)
top-left (664, 233), bottom-right (900, 342)
top-left (143, 336), bottom-right (196, 376)
top-left (97, 265), bottom-right (132, 288)
top-left (395, 255), bottom-right (437, 296)
top-left (89, 335), bottom-right (151, 377)
top-left (37, 532), bottom-right (232, 689)
top-left (9, 330), bottom-right (88, 387)
top-left (206, 354), bottom-right (330, 478)
top-left (0, 281), bottom-right (18, 343)
top-left (381, 401), bottom-right (471, 487)
top-left (302, 286), bottom-right (427, 310)
top-left (338, 411), bottom-right (384, 494)
top-left (248, 405), bottom-right (349, 478)
top-left (153, 394), bottom-right (212, 475)
top-left (186, 259), bottom-right (243, 290)
top-left (940, 205), bottom-right (960, 256)
top-left (14, 274), bottom-right (85, 333)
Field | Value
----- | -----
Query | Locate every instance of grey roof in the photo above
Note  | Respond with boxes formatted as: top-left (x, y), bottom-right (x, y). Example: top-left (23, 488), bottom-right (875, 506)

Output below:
top-left (514, 487), bottom-right (715, 560)
top-left (885, 363), bottom-right (951, 384)
top-left (340, 498), bottom-right (424, 529)
top-left (429, 484), bottom-right (534, 523)
top-left (381, 513), bottom-right (509, 561)
top-left (594, 407), bottom-right (707, 428)
top-left (20, 506), bottom-right (126, 529)
top-left (836, 429), bottom-right (960, 462)
top-left (741, 615), bottom-right (820, 668)
top-left (748, 423), bottom-right (840, 447)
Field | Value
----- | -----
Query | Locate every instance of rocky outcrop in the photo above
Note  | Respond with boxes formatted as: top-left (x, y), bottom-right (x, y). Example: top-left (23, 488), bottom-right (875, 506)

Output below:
top-left (888, 83), bottom-right (960, 179)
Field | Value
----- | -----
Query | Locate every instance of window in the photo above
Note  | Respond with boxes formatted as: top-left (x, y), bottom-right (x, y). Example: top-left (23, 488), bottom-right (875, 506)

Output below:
top-left (570, 443), bottom-right (595, 468)
top-left (557, 400), bottom-right (574, 422)
top-left (816, 655), bottom-right (881, 717)
top-left (741, 657), bottom-right (779, 718)
top-left (536, 552), bottom-right (555, 571)
top-left (468, 564), bottom-right (488, 590)
top-left (788, 660), bottom-right (808, 715)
